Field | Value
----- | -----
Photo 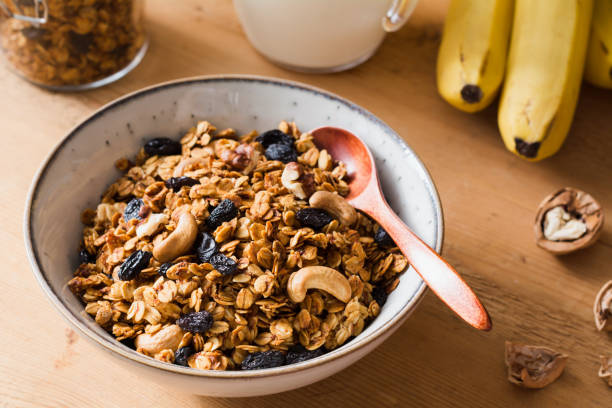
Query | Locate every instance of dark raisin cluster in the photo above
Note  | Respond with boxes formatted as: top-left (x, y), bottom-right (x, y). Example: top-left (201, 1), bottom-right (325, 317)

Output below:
top-left (241, 350), bottom-right (286, 370)
top-left (177, 311), bottom-right (214, 334)
top-left (206, 199), bottom-right (238, 230)
top-left (123, 198), bottom-right (144, 222)
top-left (79, 248), bottom-right (96, 264)
top-left (296, 208), bottom-right (333, 230)
top-left (240, 345), bottom-right (327, 370)
top-left (195, 232), bottom-right (217, 263)
top-left (195, 232), bottom-right (238, 276)
top-left (175, 346), bottom-right (196, 367)
top-left (255, 129), bottom-right (295, 148)
top-left (285, 345), bottom-right (326, 365)
top-left (144, 137), bottom-right (182, 156)
top-left (164, 176), bottom-right (199, 192)
top-left (263, 143), bottom-right (297, 163)
top-left (371, 286), bottom-right (388, 307)
top-left (209, 253), bottom-right (237, 276)
top-left (157, 262), bottom-right (172, 278)
top-left (118, 250), bottom-right (152, 281)
top-left (374, 227), bottom-right (394, 247)
top-left (256, 129), bottom-right (298, 163)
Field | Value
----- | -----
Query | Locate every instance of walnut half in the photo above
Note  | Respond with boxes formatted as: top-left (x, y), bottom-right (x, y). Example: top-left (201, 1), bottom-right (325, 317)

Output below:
top-left (219, 143), bottom-right (260, 174)
top-left (593, 280), bottom-right (612, 331)
top-left (505, 341), bottom-right (568, 389)
top-left (534, 187), bottom-right (604, 255)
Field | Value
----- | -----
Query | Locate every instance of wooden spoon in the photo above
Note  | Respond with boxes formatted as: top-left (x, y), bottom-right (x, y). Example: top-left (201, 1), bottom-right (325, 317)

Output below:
top-left (310, 126), bottom-right (492, 331)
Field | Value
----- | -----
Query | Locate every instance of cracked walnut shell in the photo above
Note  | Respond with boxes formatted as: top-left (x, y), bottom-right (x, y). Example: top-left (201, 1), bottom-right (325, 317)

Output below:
top-left (593, 280), bottom-right (612, 331)
top-left (534, 187), bottom-right (604, 255)
top-left (598, 356), bottom-right (612, 387)
top-left (504, 341), bottom-right (568, 389)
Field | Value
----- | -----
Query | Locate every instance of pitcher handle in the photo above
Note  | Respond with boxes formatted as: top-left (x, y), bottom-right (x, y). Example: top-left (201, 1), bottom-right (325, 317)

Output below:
top-left (383, 0), bottom-right (419, 32)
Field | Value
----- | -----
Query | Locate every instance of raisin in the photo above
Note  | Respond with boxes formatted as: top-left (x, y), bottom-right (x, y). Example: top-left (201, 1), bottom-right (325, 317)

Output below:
top-left (374, 227), bottom-right (395, 247)
top-left (113, 44), bottom-right (129, 58)
top-left (79, 248), bottom-right (96, 264)
top-left (175, 346), bottom-right (195, 367)
top-left (296, 208), bottom-right (333, 229)
top-left (177, 311), bottom-right (213, 333)
top-left (118, 250), bottom-right (152, 281)
top-left (144, 137), bottom-right (181, 156)
top-left (210, 253), bottom-right (238, 276)
top-left (264, 143), bottom-right (298, 163)
top-left (158, 262), bottom-right (172, 278)
top-left (241, 350), bottom-right (286, 370)
top-left (372, 286), bottom-right (388, 307)
top-left (255, 129), bottom-right (294, 148)
top-left (285, 345), bottom-right (325, 365)
top-left (21, 27), bottom-right (47, 40)
top-left (68, 31), bottom-right (94, 54)
top-left (124, 198), bottom-right (144, 222)
top-left (460, 84), bottom-right (483, 104)
top-left (165, 176), bottom-right (199, 192)
top-left (195, 232), bottom-right (217, 263)
top-left (119, 337), bottom-right (135, 349)
top-left (206, 199), bottom-right (238, 229)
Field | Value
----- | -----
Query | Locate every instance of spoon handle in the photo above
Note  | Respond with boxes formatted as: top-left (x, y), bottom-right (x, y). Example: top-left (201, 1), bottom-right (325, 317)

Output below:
top-left (364, 199), bottom-right (492, 331)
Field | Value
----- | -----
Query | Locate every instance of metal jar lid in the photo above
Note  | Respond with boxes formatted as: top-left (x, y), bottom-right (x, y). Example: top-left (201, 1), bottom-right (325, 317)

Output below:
top-left (0, 0), bottom-right (48, 25)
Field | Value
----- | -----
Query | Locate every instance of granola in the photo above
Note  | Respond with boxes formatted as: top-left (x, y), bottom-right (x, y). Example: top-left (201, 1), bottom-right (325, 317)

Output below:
top-left (0, 0), bottom-right (145, 87)
top-left (68, 120), bottom-right (409, 370)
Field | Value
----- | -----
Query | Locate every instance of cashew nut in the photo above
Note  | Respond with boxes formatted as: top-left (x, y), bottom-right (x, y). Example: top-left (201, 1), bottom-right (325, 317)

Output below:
top-left (287, 266), bottom-right (351, 303)
top-left (153, 211), bottom-right (198, 263)
top-left (134, 324), bottom-right (183, 355)
top-left (281, 162), bottom-right (314, 199)
top-left (309, 191), bottom-right (357, 226)
top-left (136, 213), bottom-right (169, 238)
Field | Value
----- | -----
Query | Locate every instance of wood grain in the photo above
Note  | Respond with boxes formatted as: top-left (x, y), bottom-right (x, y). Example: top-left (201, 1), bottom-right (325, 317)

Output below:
top-left (1, 0), bottom-right (611, 406)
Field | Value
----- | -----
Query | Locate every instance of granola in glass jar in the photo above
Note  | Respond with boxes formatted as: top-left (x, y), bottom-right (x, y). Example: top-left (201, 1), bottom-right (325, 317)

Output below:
top-left (0, 0), bottom-right (146, 90)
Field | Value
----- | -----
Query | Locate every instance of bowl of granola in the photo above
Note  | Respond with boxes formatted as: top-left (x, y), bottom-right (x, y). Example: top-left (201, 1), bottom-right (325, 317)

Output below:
top-left (24, 75), bottom-right (443, 397)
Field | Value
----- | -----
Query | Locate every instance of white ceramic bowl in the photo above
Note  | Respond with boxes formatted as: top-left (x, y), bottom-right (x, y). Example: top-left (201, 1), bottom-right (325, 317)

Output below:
top-left (24, 75), bottom-right (443, 397)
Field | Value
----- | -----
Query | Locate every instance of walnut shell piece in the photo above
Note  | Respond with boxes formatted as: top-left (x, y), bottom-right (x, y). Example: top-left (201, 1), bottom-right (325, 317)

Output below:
top-left (593, 280), bottom-right (612, 331)
top-left (534, 187), bottom-right (604, 255)
top-left (598, 356), bottom-right (612, 387)
top-left (504, 341), bottom-right (568, 389)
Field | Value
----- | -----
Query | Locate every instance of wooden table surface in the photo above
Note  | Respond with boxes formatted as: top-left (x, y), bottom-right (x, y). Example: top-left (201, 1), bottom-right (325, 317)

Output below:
top-left (1, 0), bottom-right (611, 406)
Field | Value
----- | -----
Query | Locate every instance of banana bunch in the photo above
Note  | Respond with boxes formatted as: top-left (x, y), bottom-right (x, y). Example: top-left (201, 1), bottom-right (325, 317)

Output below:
top-left (499, 0), bottom-right (593, 161)
top-left (436, 0), bottom-right (514, 113)
top-left (437, 0), bottom-right (605, 162)
top-left (585, 0), bottom-right (612, 89)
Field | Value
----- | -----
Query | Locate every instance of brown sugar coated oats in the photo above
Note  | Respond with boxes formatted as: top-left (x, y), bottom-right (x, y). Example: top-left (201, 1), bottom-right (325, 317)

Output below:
top-left (0, 0), bottom-right (145, 87)
top-left (68, 120), bottom-right (409, 370)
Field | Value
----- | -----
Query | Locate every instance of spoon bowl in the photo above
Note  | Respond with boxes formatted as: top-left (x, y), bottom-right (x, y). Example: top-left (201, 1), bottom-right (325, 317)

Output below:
top-left (308, 126), bottom-right (373, 200)
top-left (311, 126), bottom-right (492, 331)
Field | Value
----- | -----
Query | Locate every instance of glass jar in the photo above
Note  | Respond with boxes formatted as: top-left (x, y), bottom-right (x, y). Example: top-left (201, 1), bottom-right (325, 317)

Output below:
top-left (0, 0), bottom-right (147, 90)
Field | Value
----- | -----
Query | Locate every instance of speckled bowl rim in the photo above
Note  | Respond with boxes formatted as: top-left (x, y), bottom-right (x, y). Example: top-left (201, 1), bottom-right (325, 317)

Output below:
top-left (24, 75), bottom-right (444, 379)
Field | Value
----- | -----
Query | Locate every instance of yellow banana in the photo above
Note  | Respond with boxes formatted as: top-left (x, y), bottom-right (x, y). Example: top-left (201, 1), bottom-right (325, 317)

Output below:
top-left (436, 0), bottom-right (514, 113)
top-left (584, 0), bottom-right (612, 89)
top-left (498, 0), bottom-right (593, 161)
